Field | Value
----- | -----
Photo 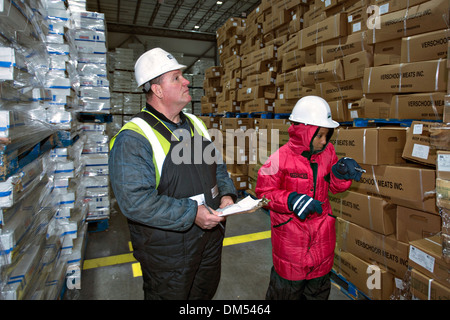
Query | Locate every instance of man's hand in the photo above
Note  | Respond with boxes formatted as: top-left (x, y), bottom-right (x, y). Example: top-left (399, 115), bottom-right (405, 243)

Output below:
top-left (219, 195), bottom-right (234, 208)
top-left (195, 205), bottom-right (225, 230)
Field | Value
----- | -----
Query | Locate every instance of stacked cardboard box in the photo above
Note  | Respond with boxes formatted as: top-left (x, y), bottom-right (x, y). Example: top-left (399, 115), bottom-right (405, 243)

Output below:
top-left (201, 66), bottom-right (224, 114)
top-left (200, 0), bottom-right (449, 300)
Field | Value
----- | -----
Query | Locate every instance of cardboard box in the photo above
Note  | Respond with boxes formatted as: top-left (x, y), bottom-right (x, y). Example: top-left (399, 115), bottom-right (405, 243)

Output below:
top-left (401, 29), bottom-right (449, 63)
top-left (333, 249), bottom-right (395, 300)
top-left (217, 100), bottom-right (240, 113)
top-left (242, 60), bottom-right (273, 79)
top-left (237, 86), bottom-right (265, 102)
top-left (247, 176), bottom-right (257, 193)
top-left (396, 206), bottom-right (442, 243)
top-left (316, 30), bottom-right (372, 64)
top-left (373, 39), bottom-right (402, 66)
top-left (363, 59), bottom-right (447, 94)
top-left (245, 71), bottom-right (276, 87)
top-left (329, 190), bottom-right (396, 235)
top-left (281, 49), bottom-right (306, 72)
top-left (220, 118), bottom-right (253, 131)
top-left (410, 268), bottom-right (450, 300)
top-left (444, 95), bottom-right (450, 123)
top-left (369, 0), bottom-right (429, 14)
top-left (205, 66), bottom-right (223, 78)
top-left (350, 164), bottom-right (437, 214)
top-left (346, 99), bottom-right (365, 119)
top-left (402, 121), bottom-right (438, 166)
top-left (390, 92), bottom-right (445, 120)
top-left (224, 145), bottom-right (249, 166)
top-left (229, 173), bottom-right (248, 191)
top-left (299, 12), bottom-right (347, 49)
top-left (274, 98), bottom-right (296, 114)
top-left (300, 59), bottom-right (344, 86)
top-left (429, 123), bottom-right (450, 151)
top-left (315, 77), bottom-right (364, 101)
top-left (367, 0), bottom-right (449, 44)
top-left (328, 100), bottom-right (348, 122)
top-left (437, 151), bottom-right (450, 180)
top-left (276, 68), bottom-right (301, 86)
top-left (346, 4), bottom-right (369, 35)
top-left (443, 233), bottom-right (450, 263)
top-left (342, 50), bottom-right (373, 80)
top-left (241, 44), bottom-right (276, 68)
top-left (362, 93), bottom-right (393, 118)
top-left (331, 127), bottom-right (407, 165)
top-left (409, 234), bottom-right (450, 288)
top-left (336, 218), bottom-right (409, 278)
top-left (283, 82), bottom-right (316, 100)
top-left (277, 31), bottom-right (301, 58)
top-left (257, 122), bottom-right (290, 147)
top-left (437, 178), bottom-right (450, 210)
top-left (243, 98), bottom-right (274, 113)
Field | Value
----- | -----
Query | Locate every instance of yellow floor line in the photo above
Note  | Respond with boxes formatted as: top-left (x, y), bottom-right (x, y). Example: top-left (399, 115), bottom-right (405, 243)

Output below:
top-left (83, 230), bottom-right (271, 276)
top-left (83, 252), bottom-right (136, 270)
top-left (223, 230), bottom-right (271, 247)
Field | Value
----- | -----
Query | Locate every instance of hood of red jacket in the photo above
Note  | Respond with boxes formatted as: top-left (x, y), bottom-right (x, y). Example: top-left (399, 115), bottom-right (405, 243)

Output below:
top-left (287, 123), bottom-right (334, 157)
top-left (287, 123), bottom-right (318, 155)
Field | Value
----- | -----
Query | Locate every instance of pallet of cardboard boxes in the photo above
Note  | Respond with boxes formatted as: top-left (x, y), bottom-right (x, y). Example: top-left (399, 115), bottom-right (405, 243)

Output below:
top-left (200, 0), bottom-right (450, 300)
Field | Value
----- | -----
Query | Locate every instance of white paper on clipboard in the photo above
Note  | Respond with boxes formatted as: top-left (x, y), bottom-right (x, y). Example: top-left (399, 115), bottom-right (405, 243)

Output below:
top-left (217, 196), bottom-right (268, 217)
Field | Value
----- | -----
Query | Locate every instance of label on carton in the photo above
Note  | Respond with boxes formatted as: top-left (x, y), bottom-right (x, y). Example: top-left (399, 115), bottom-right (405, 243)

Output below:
top-left (437, 154), bottom-right (450, 172)
top-left (412, 144), bottom-right (430, 160)
top-left (409, 245), bottom-right (435, 273)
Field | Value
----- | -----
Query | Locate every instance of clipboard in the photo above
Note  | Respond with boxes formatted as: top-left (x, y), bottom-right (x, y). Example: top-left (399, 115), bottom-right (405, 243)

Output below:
top-left (217, 196), bottom-right (270, 217)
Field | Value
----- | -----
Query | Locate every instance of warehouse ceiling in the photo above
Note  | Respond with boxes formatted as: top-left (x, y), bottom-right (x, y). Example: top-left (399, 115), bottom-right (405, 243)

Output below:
top-left (86, 0), bottom-right (260, 42)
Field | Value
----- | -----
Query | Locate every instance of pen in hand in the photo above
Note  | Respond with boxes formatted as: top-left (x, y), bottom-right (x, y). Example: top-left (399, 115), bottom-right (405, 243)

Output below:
top-left (204, 202), bottom-right (225, 230)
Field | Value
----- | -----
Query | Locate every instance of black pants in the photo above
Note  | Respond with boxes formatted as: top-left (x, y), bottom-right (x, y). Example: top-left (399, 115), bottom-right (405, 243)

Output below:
top-left (265, 267), bottom-right (331, 300)
top-left (130, 223), bottom-right (224, 300)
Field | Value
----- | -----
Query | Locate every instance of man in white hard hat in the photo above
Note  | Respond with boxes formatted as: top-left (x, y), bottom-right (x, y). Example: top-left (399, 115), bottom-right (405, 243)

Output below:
top-left (255, 95), bottom-right (363, 300)
top-left (109, 48), bottom-right (237, 299)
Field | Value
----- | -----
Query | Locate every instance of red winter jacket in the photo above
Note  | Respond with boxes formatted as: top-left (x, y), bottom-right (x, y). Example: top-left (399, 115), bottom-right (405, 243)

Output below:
top-left (255, 123), bottom-right (352, 281)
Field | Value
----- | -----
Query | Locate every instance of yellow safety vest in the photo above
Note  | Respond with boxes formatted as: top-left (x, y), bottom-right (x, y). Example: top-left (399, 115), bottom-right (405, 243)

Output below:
top-left (109, 109), bottom-right (211, 188)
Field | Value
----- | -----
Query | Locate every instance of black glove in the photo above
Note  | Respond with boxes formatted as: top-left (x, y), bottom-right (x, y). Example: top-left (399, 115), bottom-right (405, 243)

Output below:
top-left (332, 157), bottom-right (363, 182)
top-left (288, 192), bottom-right (323, 220)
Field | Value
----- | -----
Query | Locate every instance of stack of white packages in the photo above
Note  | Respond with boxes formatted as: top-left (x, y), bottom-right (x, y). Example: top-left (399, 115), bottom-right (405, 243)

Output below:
top-left (71, 11), bottom-right (111, 114)
top-left (0, 0), bottom-right (106, 299)
top-left (79, 123), bottom-right (110, 221)
top-left (45, 0), bottom-right (79, 131)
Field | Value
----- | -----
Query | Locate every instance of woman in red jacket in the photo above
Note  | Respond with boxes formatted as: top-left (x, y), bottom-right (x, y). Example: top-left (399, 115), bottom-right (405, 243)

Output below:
top-left (256, 96), bottom-right (363, 300)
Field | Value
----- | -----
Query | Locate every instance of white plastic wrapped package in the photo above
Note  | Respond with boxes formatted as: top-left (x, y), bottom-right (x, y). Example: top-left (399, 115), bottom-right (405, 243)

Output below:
top-left (82, 153), bottom-right (108, 176)
top-left (1, 242), bottom-right (44, 299)
top-left (79, 98), bottom-right (111, 113)
top-left (0, 176), bottom-right (54, 267)
top-left (0, 47), bottom-right (16, 81)
top-left (80, 74), bottom-right (109, 87)
top-left (82, 175), bottom-right (109, 198)
top-left (65, 222), bottom-right (88, 290)
top-left (0, 151), bottom-right (49, 208)
top-left (46, 106), bottom-right (75, 130)
top-left (71, 11), bottom-right (105, 31)
top-left (77, 61), bottom-right (107, 77)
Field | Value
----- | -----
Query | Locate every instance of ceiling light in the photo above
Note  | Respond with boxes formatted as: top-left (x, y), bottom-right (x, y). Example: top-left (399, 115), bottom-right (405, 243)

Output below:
top-left (216, 1), bottom-right (223, 5)
top-left (194, 25), bottom-right (200, 29)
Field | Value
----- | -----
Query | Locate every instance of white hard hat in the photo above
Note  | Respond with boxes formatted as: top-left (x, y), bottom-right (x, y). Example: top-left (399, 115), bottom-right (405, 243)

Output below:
top-left (134, 47), bottom-right (186, 87)
top-left (289, 96), bottom-right (339, 128)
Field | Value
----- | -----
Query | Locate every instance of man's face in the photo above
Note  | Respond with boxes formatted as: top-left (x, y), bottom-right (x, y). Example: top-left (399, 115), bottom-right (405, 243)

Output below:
top-left (158, 69), bottom-right (191, 108)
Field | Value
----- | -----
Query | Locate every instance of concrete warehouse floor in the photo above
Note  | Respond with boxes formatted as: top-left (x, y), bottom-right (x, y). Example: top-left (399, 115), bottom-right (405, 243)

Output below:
top-left (63, 195), bottom-right (353, 301)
